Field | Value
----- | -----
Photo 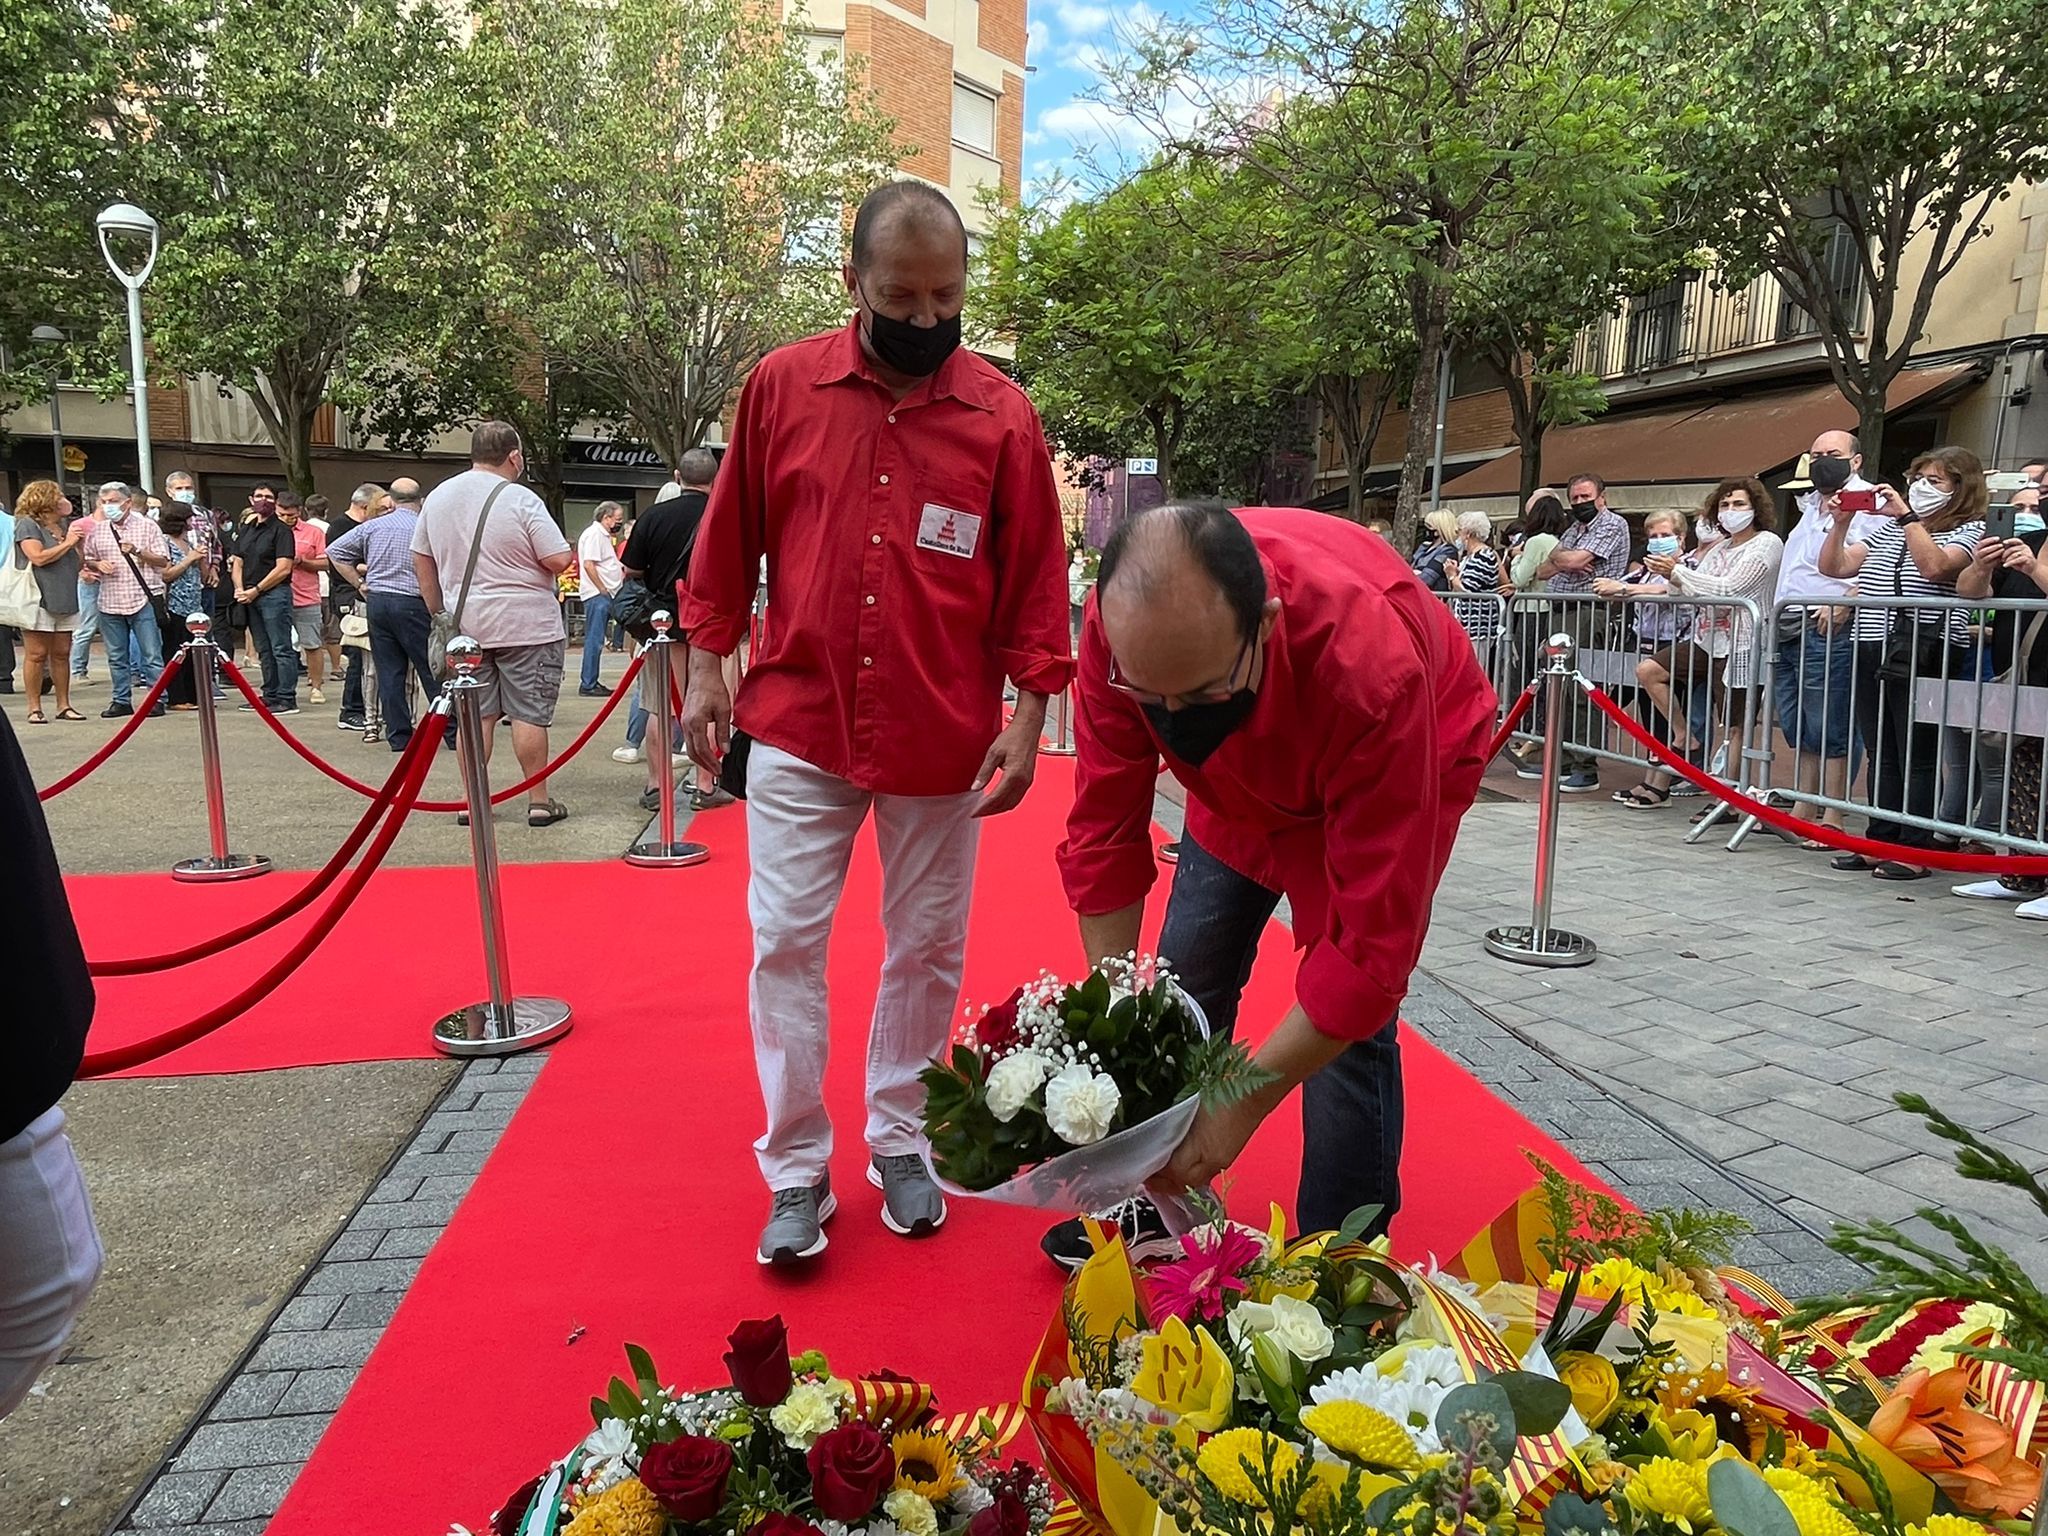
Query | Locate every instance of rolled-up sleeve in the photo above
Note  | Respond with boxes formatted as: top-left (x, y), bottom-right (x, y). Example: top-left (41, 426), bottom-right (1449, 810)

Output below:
top-left (677, 370), bottom-right (768, 656)
top-left (1057, 602), bottom-right (1160, 915)
top-left (989, 411), bottom-right (1075, 696)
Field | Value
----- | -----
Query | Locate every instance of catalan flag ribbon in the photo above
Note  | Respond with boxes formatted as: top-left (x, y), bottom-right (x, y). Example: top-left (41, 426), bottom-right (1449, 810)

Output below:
top-left (850, 1376), bottom-right (935, 1428)
top-left (1414, 1274), bottom-right (1577, 1511)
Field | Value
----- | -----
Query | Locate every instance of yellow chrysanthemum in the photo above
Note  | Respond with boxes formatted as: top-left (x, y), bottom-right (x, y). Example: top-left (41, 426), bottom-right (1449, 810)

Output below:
top-left (1577, 1258), bottom-right (1716, 1320)
top-left (1907, 1516), bottom-right (2002, 1536)
top-left (1196, 1428), bottom-right (1300, 1506)
top-left (1761, 1469), bottom-right (1859, 1536)
top-left (1623, 1457), bottom-right (1712, 1533)
top-left (1300, 1401), bottom-right (1420, 1470)
top-left (891, 1428), bottom-right (966, 1500)
top-left (562, 1478), bottom-right (667, 1536)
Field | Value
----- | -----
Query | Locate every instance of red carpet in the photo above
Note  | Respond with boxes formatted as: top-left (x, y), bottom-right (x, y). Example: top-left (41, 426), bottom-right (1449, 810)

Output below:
top-left (187, 759), bottom-right (1604, 1536)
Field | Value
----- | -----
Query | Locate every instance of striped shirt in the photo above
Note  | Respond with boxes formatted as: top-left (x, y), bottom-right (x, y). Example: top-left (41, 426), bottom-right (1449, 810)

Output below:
top-left (327, 507), bottom-right (423, 600)
top-left (1848, 520), bottom-right (1982, 645)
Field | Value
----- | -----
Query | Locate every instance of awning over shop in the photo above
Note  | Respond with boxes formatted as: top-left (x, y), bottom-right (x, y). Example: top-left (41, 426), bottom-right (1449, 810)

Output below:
top-left (1437, 363), bottom-right (1984, 498)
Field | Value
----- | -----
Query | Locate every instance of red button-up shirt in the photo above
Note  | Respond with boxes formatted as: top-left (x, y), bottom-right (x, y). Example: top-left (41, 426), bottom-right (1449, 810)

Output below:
top-left (1058, 509), bottom-right (1497, 1040)
top-left (678, 318), bottom-right (1073, 796)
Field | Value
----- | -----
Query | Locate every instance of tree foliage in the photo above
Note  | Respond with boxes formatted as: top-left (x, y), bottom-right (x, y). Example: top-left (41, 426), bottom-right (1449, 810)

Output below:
top-left (1663, 0), bottom-right (2048, 465)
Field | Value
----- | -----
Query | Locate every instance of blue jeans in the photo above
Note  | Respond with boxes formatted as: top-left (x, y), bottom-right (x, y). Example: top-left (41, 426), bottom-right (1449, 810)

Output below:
top-left (1158, 835), bottom-right (1404, 1236)
top-left (367, 593), bottom-right (448, 752)
top-left (1773, 619), bottom-right (1856, 760)
top-left (71, 582), bottom-right (99, 678)
top-left (98, 605), bottom-right (164, 709)
top-left (249, 586), bottom-right (298, 707)
top-left (580, 593), bottom-right (613, 690)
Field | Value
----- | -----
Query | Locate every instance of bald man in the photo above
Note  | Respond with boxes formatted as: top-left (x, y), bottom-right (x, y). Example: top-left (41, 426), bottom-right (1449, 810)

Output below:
top-left (1051, 502), bottom-right (1494, 1267)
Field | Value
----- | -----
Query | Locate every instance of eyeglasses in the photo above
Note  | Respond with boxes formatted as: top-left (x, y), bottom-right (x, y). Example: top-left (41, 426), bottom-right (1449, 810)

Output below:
top-left (1108, 634), bottom-right (1255, 708)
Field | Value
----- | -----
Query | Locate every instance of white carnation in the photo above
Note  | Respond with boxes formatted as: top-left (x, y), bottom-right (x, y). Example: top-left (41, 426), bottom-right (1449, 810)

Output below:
top-left (1043, 1063), bottom-right (1122, 1145)
top-left (885, 1490), bottom-right (940, 1536)
top-left (770, 1381), bottom-right (844, 1448)
top-left (985, 1049), bottom-right (1055, 1122)
top-left (580, 1417), bottom-right (634, 1461)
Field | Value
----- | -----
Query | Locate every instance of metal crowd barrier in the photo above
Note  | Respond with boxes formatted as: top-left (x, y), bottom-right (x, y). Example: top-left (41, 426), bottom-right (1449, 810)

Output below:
top-left (1756, 592), bottom-right (2048, 855)
top-left (1499, 590), bottom-right (1770, 838)
top-left (1433, 591), bottom-right (1513, 704)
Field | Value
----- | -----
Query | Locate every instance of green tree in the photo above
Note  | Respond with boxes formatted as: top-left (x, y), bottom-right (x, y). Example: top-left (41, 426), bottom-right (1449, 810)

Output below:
top-left (121, 0), bottom-right (475, 492)
top-left (1663, 0), bottom-right (2048, 465)
top-left (1115, 0), bottom-right (1674, 548)
top-left (459, 0), bottom-right (899, 470)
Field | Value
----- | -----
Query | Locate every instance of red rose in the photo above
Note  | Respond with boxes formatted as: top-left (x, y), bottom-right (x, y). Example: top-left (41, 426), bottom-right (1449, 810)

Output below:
top-left (807, 1422), bottom-right (897, 1522)
top-left (976, 988), bottom-right (1027, 1051)
top-left (640, 1436), bottom-right (735, 1523)
top-left (491, 1473), bottom-right (547, 1536)
top-left (723, 1316), bottom-right (794, 1407)
top-left (968, 1493), bottom-right (1031, 1536)
top-left (751, 1515), bottom-right (827, 1536)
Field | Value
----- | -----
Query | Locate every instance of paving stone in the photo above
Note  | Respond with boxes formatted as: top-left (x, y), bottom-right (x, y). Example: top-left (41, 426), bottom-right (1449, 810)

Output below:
top-left (298, 1256), bottom-right (424, 1295)
top-left (372, 1224), bottom-right (440, 1259)
top-left (321, 1227), bottom-right (382, 1262)
top-left (345, 1195), bottom-right (464, 1231)
top-left (171, 1414), bottom-right (330, 1472)
top-left (444, 1128), bottom-right (505, 1154)
top-left (269, 1293), bottom-right (344, 1332)
top-left (331, 1290), bottom-right (405, 1329)
top-left (388, 1148), bottom-right (492, 1179)
top-left (1724, 1144), bottom-right (1928, 1226)
top-left (1733, 1101), bottom-right (1922, 1174)
top-left (207, 1370), bottom-right (295, 1420)
top-left (247, 1327), bottom-right (383, 1372)
top-left (204, 1463), bottom-right (302, 1521)
top-left (276, 1368), bottom-right (358, 1416)
top-left (364, 1172), bottom-right (423, 1203)
top-left (125, 1469), bottom-right (228, 1527)
top-left (122, 1523), bottom-right (273, 1536)
top-left (417, 1173), bottom-right (482, 1200)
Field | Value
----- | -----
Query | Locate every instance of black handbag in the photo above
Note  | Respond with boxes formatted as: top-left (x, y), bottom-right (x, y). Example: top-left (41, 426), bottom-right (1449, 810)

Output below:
top-left (611, 577), bottom-right (661, 642)
top-left (718, 729), bottom-right (752, 800)
top-left (1874, 533), bottom-right (1950, 685)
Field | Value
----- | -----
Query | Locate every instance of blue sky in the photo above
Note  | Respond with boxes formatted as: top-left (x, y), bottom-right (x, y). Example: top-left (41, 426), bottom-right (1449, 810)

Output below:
top-left (1020, 0), bottom-right (1186, 192)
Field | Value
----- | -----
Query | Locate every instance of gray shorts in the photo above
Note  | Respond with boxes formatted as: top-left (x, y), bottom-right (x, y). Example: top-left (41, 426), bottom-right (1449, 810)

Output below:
top-left (476, 640), bottom-right (566, 727)
top-left (291, 603), bottom-right (324, 650)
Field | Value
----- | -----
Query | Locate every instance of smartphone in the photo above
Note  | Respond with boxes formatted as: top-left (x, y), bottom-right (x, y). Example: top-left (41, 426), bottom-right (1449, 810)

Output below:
top-left (1986, 501), bottom-right (2018, 541)
top-left (1835, 488), bottom-right (1879, 515)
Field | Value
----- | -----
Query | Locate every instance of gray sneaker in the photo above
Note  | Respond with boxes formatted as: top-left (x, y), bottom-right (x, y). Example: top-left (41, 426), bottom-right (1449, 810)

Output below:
top-left (867, 1153), bottom-right (947, 1237)
top-left (757, 1177), bottom-right (836, 1266)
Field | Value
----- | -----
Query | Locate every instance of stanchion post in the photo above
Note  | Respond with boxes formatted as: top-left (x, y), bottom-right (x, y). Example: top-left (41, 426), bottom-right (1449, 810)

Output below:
top-left (1483, 634), bottom-right (1596, 968)
top-left (625, 612), bottom-right (709, 868)
top-left (173, 613), bottom-right (272, 884)
top-left (432, 636), bottom-right (572, 1057)
top-left (1039, 684), bottom-right (1076, 756)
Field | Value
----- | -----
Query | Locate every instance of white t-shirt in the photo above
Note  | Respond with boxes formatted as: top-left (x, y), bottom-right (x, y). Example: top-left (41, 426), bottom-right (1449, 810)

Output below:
top-left (577, 521), bottom-right (623, 597)
top-left (1775, 479), bottom-right (1892, 604)
top-left (411, 469), bottom-right (569, 649)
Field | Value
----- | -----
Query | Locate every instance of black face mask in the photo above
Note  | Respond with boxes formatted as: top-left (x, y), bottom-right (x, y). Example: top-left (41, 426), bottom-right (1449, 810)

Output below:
top-left (859, 293), bottom-right (962, 378)
top-left (1569, 500), bottom-right (1600, 524)
top-left (1143, 690), bottom-right (1258, 767)
top-left (1810, 455), bottom-right (1855, 493)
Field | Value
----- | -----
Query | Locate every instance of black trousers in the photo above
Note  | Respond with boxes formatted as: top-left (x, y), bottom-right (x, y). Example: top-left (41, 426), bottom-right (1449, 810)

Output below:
top-left (1158, 834), bottom-right (1404, 1236)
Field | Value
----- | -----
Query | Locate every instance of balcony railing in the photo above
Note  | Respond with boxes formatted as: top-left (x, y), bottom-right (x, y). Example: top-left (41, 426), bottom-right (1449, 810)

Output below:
top-left (1571, 266), bottom-right (1868, 385)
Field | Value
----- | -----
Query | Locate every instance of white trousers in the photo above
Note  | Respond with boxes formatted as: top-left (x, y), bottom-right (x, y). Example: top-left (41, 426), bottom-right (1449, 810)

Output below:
top-left (746, 741), bottom-right (981, 1188)
top-left (0, 1108), bottom-right (104, 1419)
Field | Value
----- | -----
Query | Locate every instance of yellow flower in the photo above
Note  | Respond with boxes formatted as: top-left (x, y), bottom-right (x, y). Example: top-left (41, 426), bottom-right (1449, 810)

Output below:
top-left (1300, 1401), bottom-right (1419, 1470)
top-left (1907, 1518), bottom-right (2003, 1536)
top-left (1576, 1258), bottom-right (1716, 1320)
top-left (1761, 1470), bottom-right (1859, 1536)
top-left (884, 1489), bottom-right (940, 1536)
top-left (1129, 1316), bottom-right (1235, 1433)
top-left (891, 1428), bottom-right (966, 1500)
top-left (1196, 1428), bottom-right (1299, 1506)
top-left (562, 1479), bottom-right (667, 1536)
top-left (1301, 1459), bottom-right (1405, 1520)
top-left (1645, 1407), bottom-right (1726, 1464)
top-left (1623, 1458), bottom-right (1711, 1533)
top-left (1555, 1352), bottom-right (1622, 1428)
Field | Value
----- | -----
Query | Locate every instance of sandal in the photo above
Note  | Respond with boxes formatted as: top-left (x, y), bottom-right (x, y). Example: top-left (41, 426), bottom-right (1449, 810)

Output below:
top-left (1611, 783), bottom-right (1670, 809)
top-left (527, 798), bottom-right (569, 828)
top-left (1830, 853), bottom-right (1873, 871)
top-left (25, 710), bottom-right (47, 725)
top-left (55, 707), bottom-right (84, 721)
top-left (1872, 860), bottom-right (1931, 882)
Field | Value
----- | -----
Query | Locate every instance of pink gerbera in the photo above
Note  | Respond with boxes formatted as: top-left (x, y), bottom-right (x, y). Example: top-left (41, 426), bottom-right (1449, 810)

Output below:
top-left (1147, 1226), bottom-right (1265, 1322)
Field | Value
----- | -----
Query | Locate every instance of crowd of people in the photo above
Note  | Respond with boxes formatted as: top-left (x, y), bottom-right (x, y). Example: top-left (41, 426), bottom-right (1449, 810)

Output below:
top-left (0, 429), bottom-right (751, 826)
top-left (1410, 435), bottom-right (2048, 920)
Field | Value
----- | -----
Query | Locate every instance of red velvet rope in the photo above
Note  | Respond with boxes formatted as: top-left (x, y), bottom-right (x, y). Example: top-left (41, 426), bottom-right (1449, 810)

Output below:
top-left (87, 722), bottom-right (440, 976)
top-left (220, 652), bottom-right (643, 811)
top-left (1580, 681), bottom-right (2048, 875)
top-left (35, 651), bottom-right (188, 801)
top-left (75, 713), bottom-right (443, 1078)
top-left (1484, 685), bottom-right (1536, 764)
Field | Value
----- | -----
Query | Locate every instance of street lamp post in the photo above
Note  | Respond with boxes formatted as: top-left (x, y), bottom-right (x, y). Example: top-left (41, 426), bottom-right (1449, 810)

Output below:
top-left (30, 325), bottom-right (67, 499)
top-left (96, 202), bottom-right (161, 494)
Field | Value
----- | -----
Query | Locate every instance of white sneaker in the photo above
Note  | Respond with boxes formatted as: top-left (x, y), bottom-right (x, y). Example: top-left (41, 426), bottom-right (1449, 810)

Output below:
top-left (2017, 895), bottom-right (2048, 921)
top-left (612, 745), bottom-right (645, 764)
top-left (309, 687), bottom-right (326, 704)
top-left (1953, 879), bottom-right (2031, 900)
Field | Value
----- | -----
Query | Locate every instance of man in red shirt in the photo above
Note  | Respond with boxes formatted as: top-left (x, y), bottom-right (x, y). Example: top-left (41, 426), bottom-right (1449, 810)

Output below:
top-left (680, 182), bottom-right (1071, 1266)
top-left (1051, 502), bottom-right (1494, 1266)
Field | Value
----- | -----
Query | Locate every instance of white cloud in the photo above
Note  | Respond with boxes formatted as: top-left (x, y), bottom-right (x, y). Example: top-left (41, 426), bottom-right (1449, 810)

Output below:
top-left (1053, 0), bottom-right (1113, 33)
top-left (1027, 21), bottom-right (1049, 62)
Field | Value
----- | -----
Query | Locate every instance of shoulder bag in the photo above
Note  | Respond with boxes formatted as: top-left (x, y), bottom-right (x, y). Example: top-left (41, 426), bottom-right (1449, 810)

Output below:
top-left (0, 525), bottom-right (42, 629)
top-left (1875, 527), bottom-right (1951, 685)
top-left (428, 482), bottom-right (511, 681)
top-left (114, 538), bottom-right (178, 649)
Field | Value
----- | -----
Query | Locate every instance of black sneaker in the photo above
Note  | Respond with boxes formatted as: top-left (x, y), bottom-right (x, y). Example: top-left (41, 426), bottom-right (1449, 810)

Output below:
top-left (578, 683), bottom-right (613, 697)
top-left (146, 704), bottom-right (166, 718)
top-left (1041, 1200), bottom-right (1175, 1273)
top-left (101, 703), bottom-right (134, 719)
top-left (237, 701), bottom-right (260, 712)
top-left (638, 786), bottom-right (663, 812)
top-left (273, 703), bottom-right (301, 717)
top-left (337, 714), bottom-right (367, 731)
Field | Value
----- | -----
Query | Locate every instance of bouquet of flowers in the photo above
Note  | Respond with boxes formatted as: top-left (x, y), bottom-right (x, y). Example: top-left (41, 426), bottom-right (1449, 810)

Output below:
top-left (476, 1317), bottom-right (1053, 1536)
top-left (918, 955), bottom-right (1269, 1211)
